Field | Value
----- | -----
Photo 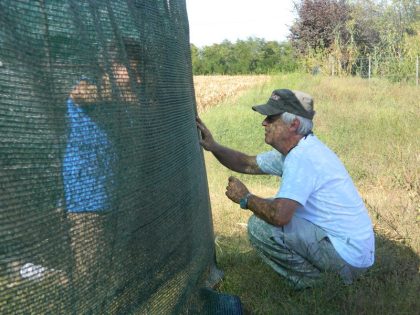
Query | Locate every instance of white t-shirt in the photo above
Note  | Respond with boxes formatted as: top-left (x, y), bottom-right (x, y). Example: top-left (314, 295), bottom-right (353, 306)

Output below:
top-left (256, 134), bottom-right (375, 268)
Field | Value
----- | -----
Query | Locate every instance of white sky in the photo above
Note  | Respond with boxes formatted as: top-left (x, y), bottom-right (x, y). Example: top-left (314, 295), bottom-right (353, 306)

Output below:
top-left (185, 0), bottom-right (297, 47)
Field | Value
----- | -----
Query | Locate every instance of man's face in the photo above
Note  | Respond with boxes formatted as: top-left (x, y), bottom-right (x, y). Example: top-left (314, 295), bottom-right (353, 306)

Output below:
top-left (108, 61), bottom-right (141, 102)
top-left (262, 114), bottom-right (290, 146)
top-left (128, 60), bottom-right (141, 84)
top-left (111, 61), bottom-right (141, 87)
top-left (111, 63), bottom-right (130, 87)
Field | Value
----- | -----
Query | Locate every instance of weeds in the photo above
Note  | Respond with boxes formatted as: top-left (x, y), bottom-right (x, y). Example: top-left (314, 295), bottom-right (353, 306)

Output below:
top-left (198, 73), bottom-right (420, 314)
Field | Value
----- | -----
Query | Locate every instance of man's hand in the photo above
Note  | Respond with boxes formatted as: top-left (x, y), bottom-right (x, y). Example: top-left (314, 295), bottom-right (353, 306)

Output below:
top-left (225, 176), bottom-right (250, 204)
top-left (196, 116), bottom-right (216, 151)
top-left (70, 80), bottom-right (99, 105)
top-left (196, 117), bottom-right (263, 175)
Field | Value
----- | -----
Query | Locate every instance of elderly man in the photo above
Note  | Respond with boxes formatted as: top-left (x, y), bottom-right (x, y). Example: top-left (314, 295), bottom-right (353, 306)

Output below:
top-left (196, 89), bottom-right (375, 289)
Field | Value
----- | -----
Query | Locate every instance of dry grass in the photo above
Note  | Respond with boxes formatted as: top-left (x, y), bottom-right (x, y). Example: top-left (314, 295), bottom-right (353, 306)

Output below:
top-left (194, 75), bottom-right (270, 112)
top-left (198, 75), bottom-right (420, 250)
top-left (198, 74), bottom-right (420, 314)
top-left (306, 76), bottom-right (420, 254)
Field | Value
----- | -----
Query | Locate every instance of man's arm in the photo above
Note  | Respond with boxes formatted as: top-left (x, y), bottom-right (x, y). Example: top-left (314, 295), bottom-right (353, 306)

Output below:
top-left (196, 117), bottom-right (264, 175)
top-left (226, 176), bottom-right (299, 226)
top-left (247, 194), bottom-right (298, 226)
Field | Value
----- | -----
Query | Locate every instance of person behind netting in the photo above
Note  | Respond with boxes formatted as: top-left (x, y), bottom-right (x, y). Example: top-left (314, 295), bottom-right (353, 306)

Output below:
top-left (62, 38), bottom-right (142, 309)
top-left (196, 89), bottom-right (375, 290)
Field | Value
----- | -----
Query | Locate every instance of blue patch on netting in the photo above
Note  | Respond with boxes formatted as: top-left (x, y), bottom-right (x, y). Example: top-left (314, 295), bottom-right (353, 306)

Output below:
top-left (199, 288), bottom-right (244, 315)
top-left (0, 0), bottom-right (243, 313)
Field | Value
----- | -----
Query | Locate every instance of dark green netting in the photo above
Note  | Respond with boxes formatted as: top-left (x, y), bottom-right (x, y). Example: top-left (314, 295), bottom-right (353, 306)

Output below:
top-left (0, 1), bottom-right (242, 313)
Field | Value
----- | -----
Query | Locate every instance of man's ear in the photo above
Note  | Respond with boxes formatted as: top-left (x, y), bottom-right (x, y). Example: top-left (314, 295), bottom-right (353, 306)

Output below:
top-left (290, 118), bottom-right (300, 132)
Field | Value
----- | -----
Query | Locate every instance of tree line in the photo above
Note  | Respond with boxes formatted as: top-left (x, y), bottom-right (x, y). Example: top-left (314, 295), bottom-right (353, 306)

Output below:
top-left (191, 39), bottom-right (299, 75)
top-left (191, 0), bottom-right (419, 81)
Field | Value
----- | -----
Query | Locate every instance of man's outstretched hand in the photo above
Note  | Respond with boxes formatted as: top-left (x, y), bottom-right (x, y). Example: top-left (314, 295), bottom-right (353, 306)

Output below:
top-left (196, 116), bottom-right (217, 151)
top-left (225, 176), bottom-right (250, 204)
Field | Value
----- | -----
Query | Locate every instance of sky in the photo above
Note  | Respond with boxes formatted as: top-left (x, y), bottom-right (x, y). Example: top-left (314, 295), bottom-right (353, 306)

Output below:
top-left (185, 0), bottom-right (297, 47)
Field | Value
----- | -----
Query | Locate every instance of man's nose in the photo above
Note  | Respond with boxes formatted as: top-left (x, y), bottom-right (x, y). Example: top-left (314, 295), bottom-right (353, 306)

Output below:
top-left (262, 118), bottom-right (268, 126)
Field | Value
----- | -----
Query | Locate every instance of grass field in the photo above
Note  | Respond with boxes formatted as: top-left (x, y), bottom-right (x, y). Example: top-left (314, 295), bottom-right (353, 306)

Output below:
top-left (197, 74), bottom-right (420, 315)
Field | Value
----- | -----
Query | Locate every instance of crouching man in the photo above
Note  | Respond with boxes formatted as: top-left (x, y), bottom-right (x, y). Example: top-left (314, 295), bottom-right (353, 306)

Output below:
top-left (196, 89), bottom-right (374, 290)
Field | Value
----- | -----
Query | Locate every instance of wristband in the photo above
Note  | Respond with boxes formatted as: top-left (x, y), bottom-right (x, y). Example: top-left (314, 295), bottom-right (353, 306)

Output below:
top-left (239, 193), bottom-right (252, 209)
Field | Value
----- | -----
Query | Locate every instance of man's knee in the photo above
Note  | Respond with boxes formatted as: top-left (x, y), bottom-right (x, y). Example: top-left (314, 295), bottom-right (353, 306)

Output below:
top-left (247, 215), bottom-right (262, 240)
top-left (247, 215), bottom-right (274, 247)
top-left (247, 215), bottom-right (258, 231)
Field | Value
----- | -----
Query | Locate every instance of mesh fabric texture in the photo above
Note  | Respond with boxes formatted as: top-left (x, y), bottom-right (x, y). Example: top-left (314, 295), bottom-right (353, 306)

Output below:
top-left (0, 1), bottom-right (242, 314)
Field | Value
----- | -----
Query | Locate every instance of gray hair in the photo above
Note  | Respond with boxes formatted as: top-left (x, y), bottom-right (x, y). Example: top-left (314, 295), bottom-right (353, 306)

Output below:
top-left (281, 112), bottom-right (313, 135)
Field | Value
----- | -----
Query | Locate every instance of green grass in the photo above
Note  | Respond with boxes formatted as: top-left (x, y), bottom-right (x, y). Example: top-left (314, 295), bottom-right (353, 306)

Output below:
top-left (200, 73), bottom-right (420, 315)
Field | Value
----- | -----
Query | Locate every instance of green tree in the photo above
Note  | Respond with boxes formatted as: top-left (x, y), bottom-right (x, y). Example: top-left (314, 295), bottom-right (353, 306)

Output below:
top-left (289, 0), bottom-right (351, 54)
top-left (190, 44), bottom-right (204, 74)
top-left (290, 0), bottom-right (419, 79)
top-left (190, 38), bottom-right (298, 75)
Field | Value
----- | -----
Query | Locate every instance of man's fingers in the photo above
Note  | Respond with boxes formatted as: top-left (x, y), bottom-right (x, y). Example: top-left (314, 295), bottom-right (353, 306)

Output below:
top-left (228, 176), bottom-right (240, 184)
top-left (196, 121), bottom-right (207, 134)
top-left (225, 190), bottom-right (234, 200)
top-left (196, 117), bottom-right (205, 128)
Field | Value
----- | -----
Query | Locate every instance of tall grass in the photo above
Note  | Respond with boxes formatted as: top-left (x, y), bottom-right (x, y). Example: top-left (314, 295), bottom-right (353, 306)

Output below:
top-left (199, 73), bottom-right (419, 315)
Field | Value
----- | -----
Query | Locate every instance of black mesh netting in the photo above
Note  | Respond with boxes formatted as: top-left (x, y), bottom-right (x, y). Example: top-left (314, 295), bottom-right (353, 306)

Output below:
top-left (0, 1), bottom-right (242, 314)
